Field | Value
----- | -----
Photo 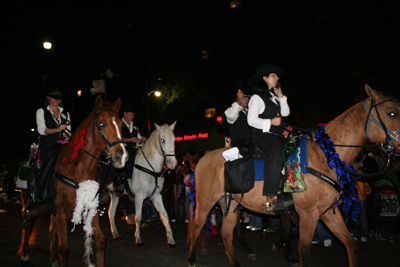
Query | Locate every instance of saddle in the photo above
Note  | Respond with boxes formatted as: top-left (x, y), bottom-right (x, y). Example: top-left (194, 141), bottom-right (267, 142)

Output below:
top-left (224, 134), bottom-right (301, 215)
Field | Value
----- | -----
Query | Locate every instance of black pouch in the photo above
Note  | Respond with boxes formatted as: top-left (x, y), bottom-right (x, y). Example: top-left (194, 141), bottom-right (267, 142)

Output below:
top-left (224, 156), bottom-right (255, 194)
top-left (17, 161), bottom-right (32, 181)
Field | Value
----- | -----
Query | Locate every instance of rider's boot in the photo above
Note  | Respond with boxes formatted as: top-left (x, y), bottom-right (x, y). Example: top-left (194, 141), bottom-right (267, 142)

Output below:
top-left (24, 198), bottom-right (38, 218)
top-left (266, 191), bottom-right (294, 213)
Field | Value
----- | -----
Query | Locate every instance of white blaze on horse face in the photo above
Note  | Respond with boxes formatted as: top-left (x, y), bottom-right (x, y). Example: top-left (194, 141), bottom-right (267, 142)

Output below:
top-left (112, 116), bottom-right (128, 166)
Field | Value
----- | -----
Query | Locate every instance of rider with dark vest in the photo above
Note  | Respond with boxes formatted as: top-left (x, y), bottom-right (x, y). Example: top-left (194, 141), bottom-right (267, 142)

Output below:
top-left (247, 64), bottom-right (293, 212)
top-left (113, 104), bottom-right (147, 194)
top-left (224, 88), bottom-right (252, 150)
top-left (25, 86), bottom-right (71, 217)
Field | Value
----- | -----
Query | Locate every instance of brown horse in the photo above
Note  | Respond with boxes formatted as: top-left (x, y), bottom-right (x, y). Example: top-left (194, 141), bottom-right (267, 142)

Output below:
top-left (18, 96), bottom-right (128, 267)
top-left (187, 85), bottom-right (400, 267)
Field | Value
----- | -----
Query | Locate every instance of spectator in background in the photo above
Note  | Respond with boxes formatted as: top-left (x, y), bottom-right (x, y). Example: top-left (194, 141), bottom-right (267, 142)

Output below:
top-left (312, 221), bottom-right (333, 247)
top-left (173, 173), bottom-right (186, 223)
top-left (353, 166), bottom-right (371, 242)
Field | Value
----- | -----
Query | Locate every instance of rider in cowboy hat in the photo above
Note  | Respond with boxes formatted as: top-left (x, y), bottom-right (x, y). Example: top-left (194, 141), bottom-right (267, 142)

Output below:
top-left (247, 63), bottom-right (294, 212)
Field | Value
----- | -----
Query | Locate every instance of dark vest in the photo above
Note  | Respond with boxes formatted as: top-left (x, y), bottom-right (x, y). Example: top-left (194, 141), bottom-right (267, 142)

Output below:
top-left (122, 123), bottom-right (138, 149)
top-left (228, 110), bottom-right (253, 145)
top-left (41, 108), bottom-right (67, 143)
top-left (255, 92), bottom-right (283, 135)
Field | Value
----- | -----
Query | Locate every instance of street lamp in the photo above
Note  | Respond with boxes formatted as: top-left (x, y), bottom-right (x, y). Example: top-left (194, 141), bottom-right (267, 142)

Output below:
top-left (145, 90), bottom-right (161, 135)
top-left (43, 41), bottom-right (70, 85)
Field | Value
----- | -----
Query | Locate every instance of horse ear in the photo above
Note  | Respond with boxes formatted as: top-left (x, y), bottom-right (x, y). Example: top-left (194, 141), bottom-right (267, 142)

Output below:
top-left (154, 123), bottom-right (162, 132)
top-left (114, 98), bottom-right (121, 112)
top-left (365, 84), bottom-right (383, 102)
top-left (95, 95), bottom-right (103, 110)
top-left (170, 121), bottom-right (177, 130)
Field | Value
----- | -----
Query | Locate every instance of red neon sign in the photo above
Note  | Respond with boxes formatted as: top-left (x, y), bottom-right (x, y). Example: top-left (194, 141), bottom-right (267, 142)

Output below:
top-left (175, 132), bottom-right (209, 141)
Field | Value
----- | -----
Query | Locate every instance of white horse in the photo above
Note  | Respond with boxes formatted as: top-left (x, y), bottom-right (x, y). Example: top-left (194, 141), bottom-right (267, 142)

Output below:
top-left (107, 122), bottom-right (178, 247)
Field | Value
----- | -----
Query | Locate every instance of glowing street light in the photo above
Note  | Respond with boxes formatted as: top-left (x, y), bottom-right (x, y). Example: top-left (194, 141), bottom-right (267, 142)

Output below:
top-left (42, 41), bottom-right (69, 84)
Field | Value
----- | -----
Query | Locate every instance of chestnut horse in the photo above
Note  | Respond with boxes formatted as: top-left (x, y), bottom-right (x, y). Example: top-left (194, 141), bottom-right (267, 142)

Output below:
top-left (18, 96), bottom-right (128, 267)
top-left (107, 122), bottom-right (178, 247)
top-left (187, 85), bottom-right (400, 267)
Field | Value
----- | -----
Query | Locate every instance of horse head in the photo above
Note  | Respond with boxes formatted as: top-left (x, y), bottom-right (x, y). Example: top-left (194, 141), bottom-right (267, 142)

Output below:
top-left (364, 84), bottom-right (400, 153)
top-left (93, 96), bottom-right (128, 169)
top-left (155, 121), bottom-right (178, 169)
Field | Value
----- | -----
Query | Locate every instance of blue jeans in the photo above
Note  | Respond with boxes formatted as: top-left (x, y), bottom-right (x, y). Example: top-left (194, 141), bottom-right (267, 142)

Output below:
top-left (313, 221), bottom-right (332, 241)
top-left (353, 201), bottom-right (369, 239)
top-left (249, 214), bottom-right (262, 228)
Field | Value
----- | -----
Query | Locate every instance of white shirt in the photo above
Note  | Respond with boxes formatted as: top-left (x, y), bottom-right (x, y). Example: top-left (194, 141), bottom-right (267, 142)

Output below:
top-left (224, 101), bottom-right (246, 124)
top-left (122, 118), bottom-right (144, 147)
top-left (247, 92), bottom-right (290, 133)
top-left (36, 106), bottom-right (71, 135)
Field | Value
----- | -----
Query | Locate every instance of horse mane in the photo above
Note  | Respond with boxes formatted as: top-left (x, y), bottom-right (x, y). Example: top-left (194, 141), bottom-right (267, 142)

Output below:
top-left (139, 127), bottom-right (160, 159)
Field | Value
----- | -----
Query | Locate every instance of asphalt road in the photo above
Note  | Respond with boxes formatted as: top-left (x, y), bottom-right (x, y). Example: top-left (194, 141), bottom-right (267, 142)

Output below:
top-left (1, 193), bottom-right (399, 267)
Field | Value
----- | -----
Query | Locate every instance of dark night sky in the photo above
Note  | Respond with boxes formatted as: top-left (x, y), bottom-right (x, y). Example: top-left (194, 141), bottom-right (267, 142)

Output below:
top-left (1, 0), bottom-right (400, 158)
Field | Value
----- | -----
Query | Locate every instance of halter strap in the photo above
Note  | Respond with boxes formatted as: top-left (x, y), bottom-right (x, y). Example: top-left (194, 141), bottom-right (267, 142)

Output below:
top-left (363, 99), bottom-right (400, 153)
top-left (92, 109), bottom-right (124, 159)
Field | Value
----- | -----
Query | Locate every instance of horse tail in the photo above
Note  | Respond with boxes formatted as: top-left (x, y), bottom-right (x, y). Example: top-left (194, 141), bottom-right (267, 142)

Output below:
top-left (187, 204), bottom-right (210, 250)
top-left (187, 173), bottom-right (210, 251)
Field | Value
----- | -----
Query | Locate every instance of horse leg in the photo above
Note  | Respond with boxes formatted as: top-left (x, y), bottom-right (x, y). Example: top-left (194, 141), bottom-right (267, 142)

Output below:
top-left (93, 213), bottom-right (106, 267)
top-left (134, 194), bottom-right (145, 247)
top-left (321, 209), bottom-right (357, 267)
top-left (218, 198), bottom-right (242, 267)
top-left (297, 212), bottom-right (319, 267)
top-left (150, 192), bottom-right (176, 248)
top-left (49, 215), bottom-right (59, 266)
top-left (55, 213), bottom-right (70, 267)
top-left (273, 215), bottom-right (299, 266)
top-left (107, 190), bottom-right (121, 239)
top-left (231, 209), bottom-right (257, 261)
top-left (18, 216), bottom-right (35, 264)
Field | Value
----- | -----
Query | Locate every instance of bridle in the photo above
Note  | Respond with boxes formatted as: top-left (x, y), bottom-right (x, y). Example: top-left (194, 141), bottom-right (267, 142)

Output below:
top-left (363, 99), bottom-right (400, 154)
top-left (158, 133), bottom-right (175, 163)
top-left (86, 109), bottom-right (124, 162)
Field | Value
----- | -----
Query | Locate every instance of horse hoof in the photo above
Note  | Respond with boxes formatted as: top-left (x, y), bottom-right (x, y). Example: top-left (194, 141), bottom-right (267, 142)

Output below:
top-left (168, 243), bottom-right (176, 249)
top-left (136, 242), bottom-right (145, 248)
top-left (271, 243), bottom-right (279, 253)
top-left (114, 236), bottom-right (122, 241)
top-left (290, 262), bottom-right (300, 267)
top-left (248, 253), bottom-right (257, 260)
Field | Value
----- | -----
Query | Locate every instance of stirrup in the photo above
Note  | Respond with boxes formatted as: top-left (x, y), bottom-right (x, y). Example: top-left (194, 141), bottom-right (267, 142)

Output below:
top-left (266, 196), bottom-right (277, 208)
top-left (24, 207), bottom-right (38, 218)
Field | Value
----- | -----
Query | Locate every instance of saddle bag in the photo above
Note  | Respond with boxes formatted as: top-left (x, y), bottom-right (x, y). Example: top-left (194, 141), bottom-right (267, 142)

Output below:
top-left (224, 155), bottom-right (255, 194)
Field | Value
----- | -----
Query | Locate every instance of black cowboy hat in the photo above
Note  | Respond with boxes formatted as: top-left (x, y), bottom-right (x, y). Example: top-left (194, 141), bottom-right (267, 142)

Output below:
top-left (249, 63), bottom-right (286, 87)
top-left (123, 104), bottom-right (135, 113)
top-left (46, 85), bottom-right (64, 100)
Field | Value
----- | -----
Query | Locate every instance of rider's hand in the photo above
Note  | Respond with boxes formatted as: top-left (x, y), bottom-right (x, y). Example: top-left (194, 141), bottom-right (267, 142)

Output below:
top-left (274, 86), bottom-right (283, 98)
top-left (236, 89), bottom-right (245, 105)
top-left (271, 114), bottom-right (282, 126)
top-left (58, 124), bottom-right (67, 132)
